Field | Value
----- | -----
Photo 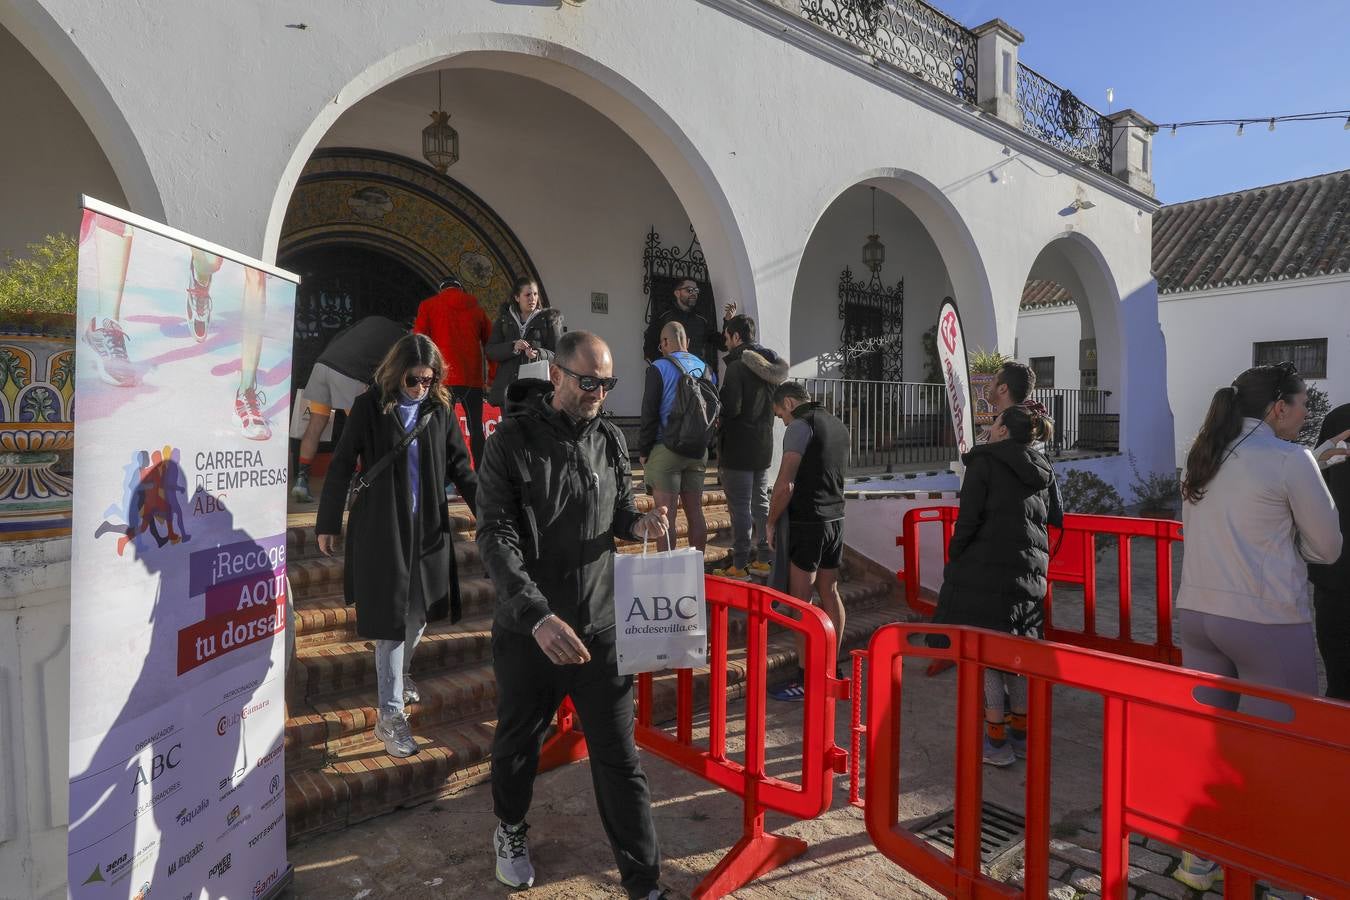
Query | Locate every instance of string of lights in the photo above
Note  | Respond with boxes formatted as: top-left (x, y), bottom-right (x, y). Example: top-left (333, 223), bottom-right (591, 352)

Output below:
top-left (1119, 109), bottom-right (1350, 136)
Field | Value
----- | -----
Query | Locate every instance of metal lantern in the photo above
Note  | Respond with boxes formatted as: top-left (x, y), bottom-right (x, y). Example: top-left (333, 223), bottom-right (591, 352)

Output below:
top-left (862, 187), bottom-right (886, 273)
top-left (422, 71), bottom-right (459, 173)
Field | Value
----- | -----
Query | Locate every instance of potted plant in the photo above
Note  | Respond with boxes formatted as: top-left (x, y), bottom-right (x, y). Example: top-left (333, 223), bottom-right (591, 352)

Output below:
top-left (1128, 452), bottom-right (1180, 520)
top-left (0, 233), bottom-right (77, 539)
top-left (968, 346), bottom-right (1007, 429)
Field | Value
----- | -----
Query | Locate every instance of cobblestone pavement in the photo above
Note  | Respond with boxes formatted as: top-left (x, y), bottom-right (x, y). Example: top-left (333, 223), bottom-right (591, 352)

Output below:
top-left (285, 536), bottom-right (1314, 898)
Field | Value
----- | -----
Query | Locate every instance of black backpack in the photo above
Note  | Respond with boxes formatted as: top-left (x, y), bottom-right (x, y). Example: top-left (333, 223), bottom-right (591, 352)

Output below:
top-left (660, 356), bottom-right (720, 458)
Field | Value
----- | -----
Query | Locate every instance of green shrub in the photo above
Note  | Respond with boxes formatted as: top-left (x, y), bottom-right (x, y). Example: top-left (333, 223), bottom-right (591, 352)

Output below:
top-left (1128, 452), bottom-right (1180, 512)
top-left (1300, 383), bottom-right (1331, 447)
top-left (1057, 468), bottom-right (1125, 555)
top-left (0, 234), bottom-right (78, 316)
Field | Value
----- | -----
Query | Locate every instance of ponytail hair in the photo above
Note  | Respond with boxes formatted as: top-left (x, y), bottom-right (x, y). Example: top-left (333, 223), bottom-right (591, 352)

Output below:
top-left (1181, 363), bottom-right (1304, 503)
top-left (1000, 405), bottom-right (1055, 446)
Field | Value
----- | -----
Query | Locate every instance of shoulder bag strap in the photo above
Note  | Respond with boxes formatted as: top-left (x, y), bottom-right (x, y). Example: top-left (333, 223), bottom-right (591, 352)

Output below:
top-left (351, 409), bottom-right (434, 498)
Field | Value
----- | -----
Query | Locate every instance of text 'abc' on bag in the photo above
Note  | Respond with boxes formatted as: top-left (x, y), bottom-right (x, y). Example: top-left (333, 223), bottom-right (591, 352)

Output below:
top-left (613, 537), bottom-right (708, 676)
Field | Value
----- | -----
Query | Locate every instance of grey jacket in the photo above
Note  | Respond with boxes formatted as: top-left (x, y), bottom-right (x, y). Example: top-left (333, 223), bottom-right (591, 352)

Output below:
top-left (1178, 419), bottom-right (1341, 624)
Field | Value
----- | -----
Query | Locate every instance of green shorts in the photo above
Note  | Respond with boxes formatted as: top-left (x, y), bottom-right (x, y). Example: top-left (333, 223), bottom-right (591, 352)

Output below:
top-left (644, 444), bottom-right (707, 494)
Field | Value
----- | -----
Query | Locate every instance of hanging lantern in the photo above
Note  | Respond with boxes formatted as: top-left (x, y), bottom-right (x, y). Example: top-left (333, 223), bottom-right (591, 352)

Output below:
top-left (422, 71), bottom-right (459, 173)
top-left (862, 187), bottom-right (886, 274)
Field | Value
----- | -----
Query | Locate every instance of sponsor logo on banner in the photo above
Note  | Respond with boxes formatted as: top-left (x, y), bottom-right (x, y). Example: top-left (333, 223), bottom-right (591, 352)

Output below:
top-left (253, 867), bottom-right (283, 899)
top-left (130, 743), bottom-right (182, 791)
top-left (208, 852), bottom-right (233, 880)
top-left (623, 596), bottom-right (702, 635)
top-left (216, 698), bottom-right (271, 737)
top-left (84, 838), bottom-right (160, 887)
top-left (248, 812), bottom-right (285, 849)
top-left (175, 797), bottom-right (209, 827)
top-left (935, 299), bottom-right (975, 456)
top-left (165, 841), bottom-right (205, 877)
top-left (258, 740), bottom-right (284, 769)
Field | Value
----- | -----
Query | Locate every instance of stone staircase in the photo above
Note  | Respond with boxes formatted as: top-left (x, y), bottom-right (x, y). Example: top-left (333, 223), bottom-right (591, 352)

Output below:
top-left (282, 479), bottom-right (905, 842)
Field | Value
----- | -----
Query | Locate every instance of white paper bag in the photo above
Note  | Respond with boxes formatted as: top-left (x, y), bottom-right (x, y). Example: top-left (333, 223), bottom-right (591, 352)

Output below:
top-left (517, 359), bottom-right (552, 382)
top-left (613, 539), bottom-right (708, 676)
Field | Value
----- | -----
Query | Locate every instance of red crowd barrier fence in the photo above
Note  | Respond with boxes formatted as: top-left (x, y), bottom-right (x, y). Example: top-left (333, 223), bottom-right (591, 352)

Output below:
top-left (896, 506), bottom-right (1183, 664)
top-left (538, 576), bottom-right (850, 899)
top-left (861, 623), bottom-right (1350, 899)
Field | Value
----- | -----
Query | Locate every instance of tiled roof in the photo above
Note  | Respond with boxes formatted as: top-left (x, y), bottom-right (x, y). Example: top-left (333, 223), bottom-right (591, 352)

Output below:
top-left (1021, 168), bottom-right (1350, 308)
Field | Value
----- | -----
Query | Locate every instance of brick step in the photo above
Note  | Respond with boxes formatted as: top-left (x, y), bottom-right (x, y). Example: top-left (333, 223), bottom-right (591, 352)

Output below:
top-left (284, 601), bottom-right (905, 842)
top-left (286, 506), bottom-right (735, 604)
top-left (288, 576), bottom-right (889, 711)
top-left (285, 491), bottom-right (731, 562)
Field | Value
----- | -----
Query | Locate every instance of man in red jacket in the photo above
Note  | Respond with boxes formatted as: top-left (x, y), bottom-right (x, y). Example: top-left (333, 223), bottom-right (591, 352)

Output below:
top-left (414, 276), bottom-right (492, 468)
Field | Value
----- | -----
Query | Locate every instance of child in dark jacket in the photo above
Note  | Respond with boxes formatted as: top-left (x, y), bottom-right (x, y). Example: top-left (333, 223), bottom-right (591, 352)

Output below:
top-left (935, 404), bottom-right (1060, 766)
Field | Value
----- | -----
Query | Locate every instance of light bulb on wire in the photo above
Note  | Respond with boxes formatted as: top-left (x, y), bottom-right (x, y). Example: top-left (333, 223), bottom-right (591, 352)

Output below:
top-left (1236, 123), bottom-right (1244, 137)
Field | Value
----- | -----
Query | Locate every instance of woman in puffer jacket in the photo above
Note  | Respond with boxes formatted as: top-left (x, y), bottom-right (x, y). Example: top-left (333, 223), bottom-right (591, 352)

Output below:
top-left (934, 404), bottom-right (1060, 768)
top-left (485, 276), bottom-right (563, 409)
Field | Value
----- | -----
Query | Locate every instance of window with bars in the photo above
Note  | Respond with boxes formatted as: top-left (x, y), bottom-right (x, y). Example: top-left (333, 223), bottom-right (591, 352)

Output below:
top-left (1030, 356), bottom-right (1055, 389)
top-left (1253, 338), bottom-right (1328, 379)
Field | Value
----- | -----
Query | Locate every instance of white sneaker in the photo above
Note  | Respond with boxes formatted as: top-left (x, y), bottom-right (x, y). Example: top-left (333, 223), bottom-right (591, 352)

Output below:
top-left (1174, 851), bottom-right (1222, 891)
top-left (494, 821), bottom-right (535, 889)
top-left (373, 711), bottom-right (417, 758)
top-left (402, 676), bottom-right (420, 705)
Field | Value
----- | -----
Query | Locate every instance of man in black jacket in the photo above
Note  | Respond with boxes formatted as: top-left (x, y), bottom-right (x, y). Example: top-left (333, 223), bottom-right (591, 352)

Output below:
top-left (642, 279), bottom-right (724, 366)
top-left (475, 331), bottom-right (669, 898)
top-left (711, 315), bottom-right (788, 579)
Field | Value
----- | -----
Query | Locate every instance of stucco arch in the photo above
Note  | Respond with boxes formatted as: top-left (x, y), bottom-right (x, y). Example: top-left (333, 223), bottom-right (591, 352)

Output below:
top-left (789, 167), bottom-right (996, 377)
top-left (0, 3), bottom-right (162, 220)
top-left (263, 34), bottom-right (754, 316)
top-left (1020, 231), bottom-right (1124, 399)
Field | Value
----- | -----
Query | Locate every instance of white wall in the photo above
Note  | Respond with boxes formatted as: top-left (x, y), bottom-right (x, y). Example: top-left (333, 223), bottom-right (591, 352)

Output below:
top-left (789, 186), bottom-right (951, 381)
top-left (1015, 303), bottom-right (1086, 390)
top-left (0, 25), bottom-right (126, 261)
top-left (315, 67), bottom-right (691, 416)
top-left (1162, 275), bottom-right (1350, 466)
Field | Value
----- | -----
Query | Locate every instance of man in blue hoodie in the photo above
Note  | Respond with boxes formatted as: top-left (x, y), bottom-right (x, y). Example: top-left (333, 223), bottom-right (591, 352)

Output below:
top-left (638, 321), bottom-right (714, 551)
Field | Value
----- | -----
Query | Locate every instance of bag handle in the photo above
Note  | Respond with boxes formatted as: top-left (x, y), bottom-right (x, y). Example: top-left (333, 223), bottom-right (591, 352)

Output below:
top-left (639, 519), bottom-right (675, 556)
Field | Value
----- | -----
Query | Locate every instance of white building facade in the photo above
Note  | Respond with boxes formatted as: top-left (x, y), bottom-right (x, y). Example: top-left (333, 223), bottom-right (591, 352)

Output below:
top-left (1, 1), bottom-right (1172, 894)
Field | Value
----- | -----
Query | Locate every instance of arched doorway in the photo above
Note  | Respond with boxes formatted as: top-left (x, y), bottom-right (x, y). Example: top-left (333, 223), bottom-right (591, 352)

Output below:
top-left (788, 174), bottom-right (992, 469)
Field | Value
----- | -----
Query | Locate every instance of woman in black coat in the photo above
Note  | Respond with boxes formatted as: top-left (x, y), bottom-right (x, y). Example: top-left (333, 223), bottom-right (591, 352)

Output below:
top-left (935, 404), bottom-right (1060, 766)
top-left (485, 276), bottom-right (563, 409)
top-left (316, 333), bottom-right (478, 758)
top-left (1309, 404), bottom-right (1350, 700)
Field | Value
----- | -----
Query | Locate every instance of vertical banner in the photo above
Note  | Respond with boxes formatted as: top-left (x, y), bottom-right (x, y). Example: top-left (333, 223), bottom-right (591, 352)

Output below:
top-left (936, 298), bottom-right (975, 457)
top-left (69, 198), bottom-right (294, 899)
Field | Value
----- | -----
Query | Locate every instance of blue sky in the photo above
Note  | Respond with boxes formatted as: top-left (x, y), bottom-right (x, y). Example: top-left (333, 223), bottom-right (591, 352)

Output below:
top-left (941, 0), bottom-right (1348, 203)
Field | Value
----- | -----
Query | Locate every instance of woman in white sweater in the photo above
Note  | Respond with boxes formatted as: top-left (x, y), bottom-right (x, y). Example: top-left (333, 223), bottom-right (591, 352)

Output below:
top-left (1173, 362), bottom-right (1341, 891)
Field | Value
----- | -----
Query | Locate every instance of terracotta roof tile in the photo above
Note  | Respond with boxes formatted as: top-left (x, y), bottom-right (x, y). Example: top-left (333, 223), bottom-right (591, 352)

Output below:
top-left (1022, 168), bottom-right (1350, 308)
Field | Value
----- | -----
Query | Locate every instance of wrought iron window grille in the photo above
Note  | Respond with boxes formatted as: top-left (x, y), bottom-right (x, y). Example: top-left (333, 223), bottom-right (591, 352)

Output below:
top-left (836, 265), bottom-right (904, 382)
top-left (643, 225), bottom-right (716, 327)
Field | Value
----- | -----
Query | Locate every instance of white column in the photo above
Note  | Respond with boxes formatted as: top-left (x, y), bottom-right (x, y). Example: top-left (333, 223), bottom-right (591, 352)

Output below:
top-left (1106, 109), bottom-right (1157, 197)
top-left (972, 19), bottom-right (1024, 126)
top-left (0, 537), bottom-right (72, 899)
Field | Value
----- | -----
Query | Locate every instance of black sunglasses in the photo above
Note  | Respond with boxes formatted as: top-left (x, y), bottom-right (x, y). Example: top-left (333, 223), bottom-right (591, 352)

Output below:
top-left (404, 374), bottom-right (436, 389)
top-left (556, 363), bottom-right (618, 393)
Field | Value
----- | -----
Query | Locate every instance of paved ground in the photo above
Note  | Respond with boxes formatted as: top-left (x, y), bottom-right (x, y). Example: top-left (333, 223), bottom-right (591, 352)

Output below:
top-left (282, 534), bottom-right (1311, 899)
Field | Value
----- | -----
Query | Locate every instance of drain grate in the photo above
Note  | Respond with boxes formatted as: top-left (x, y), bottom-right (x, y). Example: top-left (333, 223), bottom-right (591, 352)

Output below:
top-left (915, 801), bottom-right (1026, 865)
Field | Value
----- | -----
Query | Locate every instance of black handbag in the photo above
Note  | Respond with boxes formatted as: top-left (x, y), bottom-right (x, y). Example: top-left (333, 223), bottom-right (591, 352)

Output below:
top-left (348, 410), bottom-right (433, 505)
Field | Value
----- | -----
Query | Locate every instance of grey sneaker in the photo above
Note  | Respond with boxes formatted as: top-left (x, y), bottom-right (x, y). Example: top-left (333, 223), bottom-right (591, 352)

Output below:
top-left (374, 711), bottom-right (417, 758)
top-left (1174, 851), bottom-right (1221, 891)
top-left (982, 735), bottom-right (1015, 767)
top-left (494, 821), bottom-right (535, 889)
top-left (290, 471), bottom-right (313, 504)
top-left (402, 676), bottom-right (420, 705)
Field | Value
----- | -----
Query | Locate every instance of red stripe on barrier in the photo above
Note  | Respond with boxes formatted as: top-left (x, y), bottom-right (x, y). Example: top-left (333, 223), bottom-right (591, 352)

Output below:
top-left (862, 624), bottom-right (1350, 899)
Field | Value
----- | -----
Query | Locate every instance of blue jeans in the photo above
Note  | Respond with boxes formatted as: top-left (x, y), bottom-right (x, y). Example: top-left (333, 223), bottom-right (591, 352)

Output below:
top-left (374, 598), bottom-right (427, 717)
top-left (721, 467), bottom-right (769, 569)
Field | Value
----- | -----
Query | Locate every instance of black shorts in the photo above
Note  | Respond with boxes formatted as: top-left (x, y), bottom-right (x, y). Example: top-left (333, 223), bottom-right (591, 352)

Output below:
top-left (788, 520), bottom-right (843, 573)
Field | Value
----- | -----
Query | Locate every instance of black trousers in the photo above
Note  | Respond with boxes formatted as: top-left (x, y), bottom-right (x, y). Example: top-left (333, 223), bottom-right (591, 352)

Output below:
top-left (1314, 584), bottom-right (1350, 701)
top-left (450, 385), bottom-right (485, 469)
top-left (490, 628), bottom-right (661, 898)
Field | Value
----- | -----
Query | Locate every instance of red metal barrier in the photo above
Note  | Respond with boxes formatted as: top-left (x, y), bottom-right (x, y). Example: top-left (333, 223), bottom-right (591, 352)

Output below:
top-left (538, 576), bottom-right (850, 899)
top-left (896, 506), bottom-right (1183, 664)
top-left (862, 623), bottom-right (1350, 899)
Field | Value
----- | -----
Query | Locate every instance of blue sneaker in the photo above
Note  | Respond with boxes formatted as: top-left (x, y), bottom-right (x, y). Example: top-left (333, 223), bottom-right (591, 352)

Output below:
top-left (768, 680), bottom-right (805, 701)
top-left (983, 736), bottom-right (1015, 767)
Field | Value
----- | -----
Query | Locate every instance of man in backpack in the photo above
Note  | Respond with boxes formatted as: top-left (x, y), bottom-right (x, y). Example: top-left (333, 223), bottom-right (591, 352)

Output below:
top-left (476, 331), bottom-right (670, 897)
top-left (710, 314), bottom-right (788, 580)
top-left (638, 321), bottom-right (716, 551)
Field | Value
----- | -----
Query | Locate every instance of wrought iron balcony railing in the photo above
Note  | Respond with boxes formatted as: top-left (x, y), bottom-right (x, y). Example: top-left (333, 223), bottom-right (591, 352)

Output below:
top-left (1015, 63), bottom-right (1114, 172)
top-left (796, 0), bottom-right (1116, 175)
top-left (800, 0), bottom-right (977, 105)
